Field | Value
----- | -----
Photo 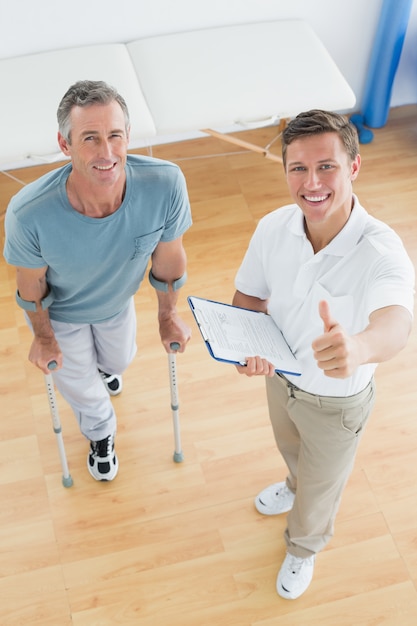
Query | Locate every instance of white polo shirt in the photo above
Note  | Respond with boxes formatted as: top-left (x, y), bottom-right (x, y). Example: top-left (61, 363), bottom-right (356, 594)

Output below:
top-left (235, 196), bottom-right (415, 396)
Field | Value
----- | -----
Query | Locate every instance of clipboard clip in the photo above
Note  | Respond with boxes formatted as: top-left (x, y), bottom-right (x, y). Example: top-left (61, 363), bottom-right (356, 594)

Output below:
top-left (193, 307), bottom-right (210, 342)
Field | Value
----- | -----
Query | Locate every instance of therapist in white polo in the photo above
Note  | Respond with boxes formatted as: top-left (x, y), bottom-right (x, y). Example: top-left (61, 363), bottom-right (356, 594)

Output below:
top-left (233, 109), bottom-right (415, 600)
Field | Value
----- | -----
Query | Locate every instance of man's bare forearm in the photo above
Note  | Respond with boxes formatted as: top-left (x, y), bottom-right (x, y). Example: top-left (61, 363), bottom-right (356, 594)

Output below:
top-left (16, 267), bottom-right (55, 339)
top-left (232, 290), bottom-right (269, 313)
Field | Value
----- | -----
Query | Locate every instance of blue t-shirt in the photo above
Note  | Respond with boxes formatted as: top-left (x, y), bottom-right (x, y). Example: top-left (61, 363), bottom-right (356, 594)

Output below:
top-left (4, 155), bottom-right (192, 323)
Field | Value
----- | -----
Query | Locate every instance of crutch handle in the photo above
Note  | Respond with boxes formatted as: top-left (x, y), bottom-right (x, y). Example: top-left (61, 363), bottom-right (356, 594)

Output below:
top-left (170, 342), bottom-right (180, 351)
top-left (47, 360), bottom-right (58, 370)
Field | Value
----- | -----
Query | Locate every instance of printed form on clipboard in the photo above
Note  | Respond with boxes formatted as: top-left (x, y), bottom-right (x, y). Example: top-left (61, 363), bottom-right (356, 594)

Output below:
top-left (188, 296), bottom-right (301, 376)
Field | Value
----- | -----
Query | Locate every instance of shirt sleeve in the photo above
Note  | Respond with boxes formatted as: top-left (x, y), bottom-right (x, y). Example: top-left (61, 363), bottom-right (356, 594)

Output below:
top-left (367, 242), bottom-right (415, 318)
top-left (3, 200), bottom-right (47, 268)
top-left (234, 219), bottom-right (271, 300)
top-left (160, 166), bottom-right (192, 242)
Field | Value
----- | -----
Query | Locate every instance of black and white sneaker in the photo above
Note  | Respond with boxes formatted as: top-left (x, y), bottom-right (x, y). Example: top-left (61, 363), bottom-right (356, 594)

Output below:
top-left (87, 433), bottom-right (119, 481)
top-left (99, 369), bottom-right (122, 396)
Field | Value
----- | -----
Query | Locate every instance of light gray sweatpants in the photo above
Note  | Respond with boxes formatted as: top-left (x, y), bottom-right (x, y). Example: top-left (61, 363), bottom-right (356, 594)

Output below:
top-left (49, 299), bottom-right (137, 441)
top-left (265, 373), bottom-right (376, 558)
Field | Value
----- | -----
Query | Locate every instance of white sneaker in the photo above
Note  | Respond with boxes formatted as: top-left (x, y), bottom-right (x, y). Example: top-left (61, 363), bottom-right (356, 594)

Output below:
top-left (255, 481), bottom-right (295, 515)
top-left (277, 552), bottom-right (315, 600)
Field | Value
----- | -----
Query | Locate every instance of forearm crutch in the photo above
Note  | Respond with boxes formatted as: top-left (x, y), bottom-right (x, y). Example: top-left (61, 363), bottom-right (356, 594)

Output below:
top-left (168, 342), bottom-right (184, 463)
top-left (44, 361), bottom-right (73, 487)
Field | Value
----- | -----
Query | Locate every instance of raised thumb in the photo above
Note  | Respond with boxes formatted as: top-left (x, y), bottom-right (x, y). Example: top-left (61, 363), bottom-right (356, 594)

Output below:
top-left (318, 300), bottom-right (337, 333)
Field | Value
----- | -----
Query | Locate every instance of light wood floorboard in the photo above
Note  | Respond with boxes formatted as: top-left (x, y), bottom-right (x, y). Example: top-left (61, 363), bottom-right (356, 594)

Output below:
top-left (0, 105), bottom-right (417, 624)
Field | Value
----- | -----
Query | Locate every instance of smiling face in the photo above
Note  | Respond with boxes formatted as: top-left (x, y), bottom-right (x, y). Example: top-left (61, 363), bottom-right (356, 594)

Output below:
top-left (57, 101), bottom-right (130, 190)
top-left (285, 132), bottom-right (361, 250)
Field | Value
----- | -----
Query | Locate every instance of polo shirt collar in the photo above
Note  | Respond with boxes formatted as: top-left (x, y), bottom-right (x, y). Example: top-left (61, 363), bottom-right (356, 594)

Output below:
top-left (289, 195), bottom-right (367, 257)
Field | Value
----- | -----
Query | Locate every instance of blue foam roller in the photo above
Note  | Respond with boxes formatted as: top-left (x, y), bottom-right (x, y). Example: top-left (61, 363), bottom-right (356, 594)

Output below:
top-left (349, 114), bottom-right (374, 144)
top-left (362, 0), bottom-right (412, 128)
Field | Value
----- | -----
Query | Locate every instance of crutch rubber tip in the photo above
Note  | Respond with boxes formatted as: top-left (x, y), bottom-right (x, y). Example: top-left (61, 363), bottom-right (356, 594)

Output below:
top-left (173, 451), bottom-right (184, 463)
top-left (62, 475), bottom-right (74, 488)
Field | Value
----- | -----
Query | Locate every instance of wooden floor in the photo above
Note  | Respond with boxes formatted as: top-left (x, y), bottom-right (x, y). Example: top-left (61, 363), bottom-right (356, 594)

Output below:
top-left (1, 106), bottom-right (417, 625)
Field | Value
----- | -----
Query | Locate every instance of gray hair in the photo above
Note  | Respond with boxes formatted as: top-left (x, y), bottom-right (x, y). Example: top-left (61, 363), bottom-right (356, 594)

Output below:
top-left (282, 109), bottom-right (359, 168)
top-left (57, 80), bottom-right (130, 143)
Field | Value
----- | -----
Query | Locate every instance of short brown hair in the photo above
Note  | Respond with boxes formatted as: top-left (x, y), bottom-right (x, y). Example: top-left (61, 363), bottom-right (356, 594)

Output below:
top-left (282, 109), bottom-right (359, 167)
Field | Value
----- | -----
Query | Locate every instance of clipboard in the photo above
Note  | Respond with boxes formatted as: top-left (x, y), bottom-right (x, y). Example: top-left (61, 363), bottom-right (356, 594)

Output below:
top-left (188, 296), bottom-right (301, 376)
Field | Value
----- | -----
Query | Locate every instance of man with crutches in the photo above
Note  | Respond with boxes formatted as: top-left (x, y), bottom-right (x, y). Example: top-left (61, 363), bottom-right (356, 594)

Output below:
top-left (3, 80), bottom-right (192, 482)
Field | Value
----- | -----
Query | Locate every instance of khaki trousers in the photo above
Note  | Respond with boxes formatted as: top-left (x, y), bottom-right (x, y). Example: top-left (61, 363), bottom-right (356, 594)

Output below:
top-left (265, 373), bottom-right (376, 558)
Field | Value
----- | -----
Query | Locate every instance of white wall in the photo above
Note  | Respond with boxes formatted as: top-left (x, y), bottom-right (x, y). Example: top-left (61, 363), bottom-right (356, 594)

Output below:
top-left (1, 0), bottom-right (416, 108)
top-left (0, 0), bottom-right (415, 167)
top-left (390, 0), bottom-right (417, 106)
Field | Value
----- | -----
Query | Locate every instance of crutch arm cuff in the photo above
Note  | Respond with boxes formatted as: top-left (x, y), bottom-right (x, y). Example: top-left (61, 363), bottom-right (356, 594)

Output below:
top-left (16, 290), bottom-right (54, 312)
top-left (148, 269), bottom-right (187, 292)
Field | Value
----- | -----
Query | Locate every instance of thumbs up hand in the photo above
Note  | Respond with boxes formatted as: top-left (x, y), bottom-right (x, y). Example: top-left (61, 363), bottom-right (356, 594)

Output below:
top-left (312, 300), bottom-right (359, 378)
